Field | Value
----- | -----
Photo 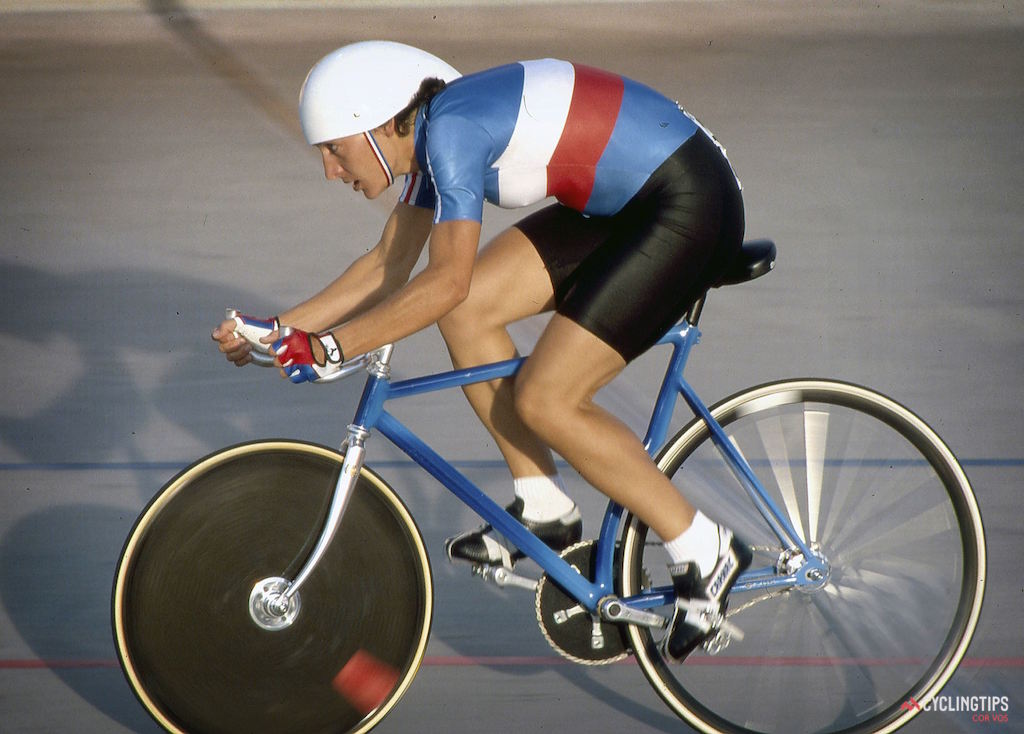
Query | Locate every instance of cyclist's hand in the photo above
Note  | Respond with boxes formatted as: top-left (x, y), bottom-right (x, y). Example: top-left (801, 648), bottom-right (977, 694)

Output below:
top-left (273, 328), bottom-right (344, 383)
top-left (212, 312), bottom-right (279, 367)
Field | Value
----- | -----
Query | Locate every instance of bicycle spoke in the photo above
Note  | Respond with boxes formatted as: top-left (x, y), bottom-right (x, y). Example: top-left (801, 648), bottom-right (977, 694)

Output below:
top-left (803, 409), bottom-right (828, 544)
top-left (752, 415), bottom-right (806, 544)
top-left (624, 380), bottom-right (984, 734)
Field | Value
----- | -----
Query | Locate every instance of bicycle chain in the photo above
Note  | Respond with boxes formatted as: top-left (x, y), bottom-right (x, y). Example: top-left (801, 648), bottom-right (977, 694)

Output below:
top-left (534, 541), bottom-right (640, 666)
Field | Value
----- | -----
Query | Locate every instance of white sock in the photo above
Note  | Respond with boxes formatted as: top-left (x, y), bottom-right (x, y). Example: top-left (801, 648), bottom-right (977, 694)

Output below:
top-left (514, 474), bottom-right (575, 523)
top-left (662, 510), bottom-right (721, 577)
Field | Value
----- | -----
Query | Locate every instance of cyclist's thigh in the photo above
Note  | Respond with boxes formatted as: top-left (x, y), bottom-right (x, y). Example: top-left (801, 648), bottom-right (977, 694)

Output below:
top-left (518, 313), bottom-right (626, 403)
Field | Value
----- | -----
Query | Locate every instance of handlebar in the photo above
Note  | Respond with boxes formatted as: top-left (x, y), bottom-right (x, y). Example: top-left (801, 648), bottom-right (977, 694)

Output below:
top-left (226, 308), bottom-right (391, 383)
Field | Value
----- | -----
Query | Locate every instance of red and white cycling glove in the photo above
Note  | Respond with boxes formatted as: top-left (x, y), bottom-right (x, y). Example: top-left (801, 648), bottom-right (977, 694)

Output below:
top-left (273, 328), bottom-right (345, 383)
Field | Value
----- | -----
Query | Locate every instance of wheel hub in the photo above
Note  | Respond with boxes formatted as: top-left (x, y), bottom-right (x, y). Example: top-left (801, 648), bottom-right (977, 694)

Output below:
top-left (777, 545), bottom-right (831, 593)
top-left (248, 576), bottom-right (301, 631)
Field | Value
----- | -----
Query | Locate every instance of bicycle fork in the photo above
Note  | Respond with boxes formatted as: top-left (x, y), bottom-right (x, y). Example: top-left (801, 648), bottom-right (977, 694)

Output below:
top-left (245, 347), bottom-right (390, 632)
top-left (247, 422), bottom-right (370, 631)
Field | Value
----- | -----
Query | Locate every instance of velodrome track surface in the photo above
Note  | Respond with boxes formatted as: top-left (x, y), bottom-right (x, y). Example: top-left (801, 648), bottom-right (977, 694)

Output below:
top-left (1, 2), bottom-right (1021, 732)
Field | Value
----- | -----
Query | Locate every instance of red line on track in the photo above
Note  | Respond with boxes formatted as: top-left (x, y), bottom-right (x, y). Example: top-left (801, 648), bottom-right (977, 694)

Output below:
top-left (0, 659), bottom-right (120, 669)
top-left (2, 657), bottom-right (1022, 670)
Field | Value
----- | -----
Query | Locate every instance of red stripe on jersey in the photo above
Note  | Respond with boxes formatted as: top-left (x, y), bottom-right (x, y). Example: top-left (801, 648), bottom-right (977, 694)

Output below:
top-left (401, 172), bottom-right (418, 204)
top-left (546, 65), bottom-right (625, 211)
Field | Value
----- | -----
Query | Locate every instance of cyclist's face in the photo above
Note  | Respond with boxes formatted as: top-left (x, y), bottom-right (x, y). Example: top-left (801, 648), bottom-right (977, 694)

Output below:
top-left (317, 134), bottom-right (388, 199)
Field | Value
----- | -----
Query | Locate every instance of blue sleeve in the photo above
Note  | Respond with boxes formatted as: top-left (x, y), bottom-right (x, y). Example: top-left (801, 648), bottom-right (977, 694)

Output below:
top-left (423, 115), bottom-right (493, 223)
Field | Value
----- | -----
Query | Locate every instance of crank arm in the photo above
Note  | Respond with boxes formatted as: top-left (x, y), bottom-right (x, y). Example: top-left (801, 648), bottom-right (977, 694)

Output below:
top-left (599, 597), bottom-right (667, 630)
top-left (473, 564), bottom-right (539, 592)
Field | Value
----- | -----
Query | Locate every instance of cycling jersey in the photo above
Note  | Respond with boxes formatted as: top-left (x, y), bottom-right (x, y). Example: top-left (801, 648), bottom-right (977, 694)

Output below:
top-left (399, 59), bottom-right (701, 223)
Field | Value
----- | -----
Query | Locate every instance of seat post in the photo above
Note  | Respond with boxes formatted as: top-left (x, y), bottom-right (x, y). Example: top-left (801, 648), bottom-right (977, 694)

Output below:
top-left (685, 291), bottom-right (707, 327)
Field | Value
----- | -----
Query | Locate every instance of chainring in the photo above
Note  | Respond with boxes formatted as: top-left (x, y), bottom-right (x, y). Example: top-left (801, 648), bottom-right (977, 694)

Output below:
top-left (535, 541), bottom-right (631, 665)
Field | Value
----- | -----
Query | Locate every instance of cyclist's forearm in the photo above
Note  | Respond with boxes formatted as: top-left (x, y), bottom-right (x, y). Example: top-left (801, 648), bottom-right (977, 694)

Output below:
top-left (279, 249), bottom-right (401, 332)
top-left (279, 203), bottom-right (431, 332)
top-left (327, 263), bottom-right (460, 355)
top-left (328, 219), bottom-right (481, 357)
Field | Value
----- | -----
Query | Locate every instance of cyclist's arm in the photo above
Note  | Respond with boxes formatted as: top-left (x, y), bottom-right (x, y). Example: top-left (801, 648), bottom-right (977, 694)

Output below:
top-left (324, 218), bottom-right (482, 358)
top-left (278, 201), bottom-right (434, 333)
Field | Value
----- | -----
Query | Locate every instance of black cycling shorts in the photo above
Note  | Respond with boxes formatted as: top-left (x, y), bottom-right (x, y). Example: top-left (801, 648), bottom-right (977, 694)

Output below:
top-left (515, 129), bottom-right (745, 362)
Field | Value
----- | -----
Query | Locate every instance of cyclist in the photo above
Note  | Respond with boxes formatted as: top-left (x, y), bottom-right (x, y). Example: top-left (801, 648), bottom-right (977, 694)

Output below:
top-left (212, 41), bottom-right (751, 661)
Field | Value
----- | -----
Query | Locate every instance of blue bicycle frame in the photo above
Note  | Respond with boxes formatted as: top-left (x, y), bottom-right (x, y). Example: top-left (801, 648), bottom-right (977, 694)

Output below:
top-left (285, 320), bottom-right (818, 617)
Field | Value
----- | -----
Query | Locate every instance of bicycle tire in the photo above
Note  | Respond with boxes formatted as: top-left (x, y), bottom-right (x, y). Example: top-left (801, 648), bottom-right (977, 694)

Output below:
top-left (619, 379), bottom-right (985, 734)
top-left (112, 440), bottom-right (433, 734)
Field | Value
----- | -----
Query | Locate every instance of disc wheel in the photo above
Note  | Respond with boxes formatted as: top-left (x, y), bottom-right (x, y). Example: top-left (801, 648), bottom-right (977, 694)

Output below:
top-left (620, 379), bottom-right (985, 733)
top-left (112, 440), bottom-right (432, 734)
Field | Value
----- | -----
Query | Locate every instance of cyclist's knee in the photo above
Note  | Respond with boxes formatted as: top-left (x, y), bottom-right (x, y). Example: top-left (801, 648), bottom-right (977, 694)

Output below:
top-left (513, 374), bottom-right (560, 436)
top-left (438, 301), bottom-right (479, 343)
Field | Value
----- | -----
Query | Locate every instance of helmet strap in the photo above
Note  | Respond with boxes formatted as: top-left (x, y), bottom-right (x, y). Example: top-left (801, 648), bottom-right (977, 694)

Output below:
top-left (363, 131), bottom-right (395, 187)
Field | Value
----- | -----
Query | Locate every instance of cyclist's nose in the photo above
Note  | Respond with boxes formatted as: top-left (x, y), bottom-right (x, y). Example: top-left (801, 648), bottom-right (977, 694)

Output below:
top-left (319, 146), bottom-right (346, 181)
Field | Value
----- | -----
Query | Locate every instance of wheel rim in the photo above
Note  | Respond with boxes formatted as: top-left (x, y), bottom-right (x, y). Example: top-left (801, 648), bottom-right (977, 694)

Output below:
top-left (113, 441), bottom-right (432, 734)
top-left (622, 380), bottom-right (984, 734)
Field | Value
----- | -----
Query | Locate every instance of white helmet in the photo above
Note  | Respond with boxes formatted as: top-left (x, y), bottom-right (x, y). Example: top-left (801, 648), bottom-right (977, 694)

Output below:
top-left (299, 41), bottom-right (461, 145)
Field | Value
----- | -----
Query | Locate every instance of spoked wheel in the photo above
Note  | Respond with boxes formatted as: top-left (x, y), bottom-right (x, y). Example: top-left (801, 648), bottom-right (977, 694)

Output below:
top-left (112, 440), bottom-right (432, 734)
top-left (620, 379), bottom-right (985, 733)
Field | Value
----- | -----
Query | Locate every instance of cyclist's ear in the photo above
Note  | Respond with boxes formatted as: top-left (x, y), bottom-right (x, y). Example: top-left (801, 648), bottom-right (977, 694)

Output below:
top-left (374, 118), bottom-right (397, 138)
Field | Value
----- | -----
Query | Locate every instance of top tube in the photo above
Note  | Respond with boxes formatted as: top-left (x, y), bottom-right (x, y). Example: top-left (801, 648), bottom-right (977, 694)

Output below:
top-left (389, 357), bottom-right (522, 398)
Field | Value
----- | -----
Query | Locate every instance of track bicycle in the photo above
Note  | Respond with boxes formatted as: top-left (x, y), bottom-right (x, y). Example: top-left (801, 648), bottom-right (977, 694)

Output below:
top-left (112, 239), bottom-right (986, 734)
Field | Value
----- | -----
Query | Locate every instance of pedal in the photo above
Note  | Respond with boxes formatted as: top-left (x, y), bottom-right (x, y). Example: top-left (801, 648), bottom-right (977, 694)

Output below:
top-left (472, 563), bottom-right (538, 592)
top-left (702, 629), bottom-right (731, 655)
top-left (701, 617), bottom-right (745, 656)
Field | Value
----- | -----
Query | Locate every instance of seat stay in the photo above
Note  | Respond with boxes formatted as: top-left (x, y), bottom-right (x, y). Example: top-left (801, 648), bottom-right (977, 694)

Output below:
top-left (676, 379), bottom-right (810, 556)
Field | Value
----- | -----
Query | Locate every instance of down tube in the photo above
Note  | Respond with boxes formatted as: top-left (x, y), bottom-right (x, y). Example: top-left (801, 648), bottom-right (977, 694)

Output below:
top-left (374, 411), bottom-right (608, 610)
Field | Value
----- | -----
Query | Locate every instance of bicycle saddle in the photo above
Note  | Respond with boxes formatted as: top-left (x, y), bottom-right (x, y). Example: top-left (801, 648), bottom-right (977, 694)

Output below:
top-left (713, 239), bottom-right (776, 287)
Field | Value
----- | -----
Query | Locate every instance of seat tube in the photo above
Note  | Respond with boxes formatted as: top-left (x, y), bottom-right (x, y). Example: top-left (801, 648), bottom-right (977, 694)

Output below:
top-left (594, 324), bottom-right (695, 589)
top-left (645, 323), bottom-right (700, 453)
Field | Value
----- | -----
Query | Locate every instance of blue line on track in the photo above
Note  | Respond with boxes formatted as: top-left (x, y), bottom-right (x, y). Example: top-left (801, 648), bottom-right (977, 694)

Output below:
top-left (1, 458), bottom-right (1022, 472)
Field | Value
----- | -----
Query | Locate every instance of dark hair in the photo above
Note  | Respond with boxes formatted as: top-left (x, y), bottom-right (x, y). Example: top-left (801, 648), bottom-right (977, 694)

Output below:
top-left (394, 77), bottom-right (446, 136)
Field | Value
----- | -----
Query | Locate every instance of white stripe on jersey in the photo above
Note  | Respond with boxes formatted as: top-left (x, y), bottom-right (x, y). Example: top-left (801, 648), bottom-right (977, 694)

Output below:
top-left (492, 59), bottom-right (575, 208)
top-left (400, 172), bottom-right (421, 205)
